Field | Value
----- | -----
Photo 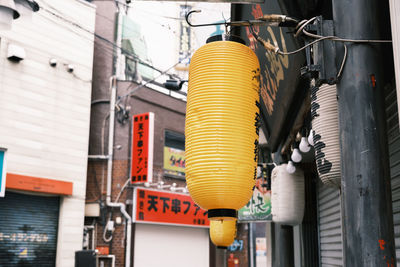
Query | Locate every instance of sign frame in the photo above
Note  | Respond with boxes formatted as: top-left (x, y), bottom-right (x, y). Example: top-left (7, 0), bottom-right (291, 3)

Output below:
top-left (132, 187), bottom-right (209, 228)
top-left (238, 186), bottom-right (271, 222)
top-left (130, 112), bottom-right (154, 184)
top-left (0, 148), bottom-right (7, 197)
top-left (163, 146), bottom-right (185, 178)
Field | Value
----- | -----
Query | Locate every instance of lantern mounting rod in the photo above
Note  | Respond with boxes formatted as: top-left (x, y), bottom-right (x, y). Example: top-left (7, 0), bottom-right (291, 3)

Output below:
top-left (185, 10), bottom-right (299, 28)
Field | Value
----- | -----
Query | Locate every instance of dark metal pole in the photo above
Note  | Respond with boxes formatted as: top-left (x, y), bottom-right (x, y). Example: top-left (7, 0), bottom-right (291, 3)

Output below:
top-left (272, 224), bottom-right (294, 267)
top-left (332, 0), bottom-right (396, 265)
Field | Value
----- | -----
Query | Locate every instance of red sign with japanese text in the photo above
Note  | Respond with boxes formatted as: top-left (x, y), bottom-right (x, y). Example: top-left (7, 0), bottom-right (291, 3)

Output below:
top-left (131, 113), bottom-right (154, 184)
top-left (133, 188), bottom-right (210, 228)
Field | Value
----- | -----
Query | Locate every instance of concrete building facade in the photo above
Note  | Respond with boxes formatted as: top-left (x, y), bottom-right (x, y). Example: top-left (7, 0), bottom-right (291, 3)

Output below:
top-left (0, 0), bottom-right (96, 266)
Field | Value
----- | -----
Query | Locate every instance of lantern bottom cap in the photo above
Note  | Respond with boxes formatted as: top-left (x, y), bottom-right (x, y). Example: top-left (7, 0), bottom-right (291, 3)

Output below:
top-left (208, 208), bottom-right (238, 219)
top-left (217, 246), bottom-right (228, 249)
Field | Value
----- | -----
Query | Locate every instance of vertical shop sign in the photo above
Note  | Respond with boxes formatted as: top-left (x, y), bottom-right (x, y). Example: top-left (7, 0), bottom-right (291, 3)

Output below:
top-left (0, 148), bottom-right (7, 197)
top-left (131, 113), bottom-right (154, 184)
top-left (133, 187), bottom-right (209, 228)
top-left (179, 5), bottom-right (191, 65)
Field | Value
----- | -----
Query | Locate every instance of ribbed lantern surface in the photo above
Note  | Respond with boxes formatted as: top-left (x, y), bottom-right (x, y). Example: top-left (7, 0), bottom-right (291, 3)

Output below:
top-left (311, 84), bottom-right (341, 187)
top-left (186, 37), bottom-right (260, 220)
top-left (210, 219), bottom-right (237, 248)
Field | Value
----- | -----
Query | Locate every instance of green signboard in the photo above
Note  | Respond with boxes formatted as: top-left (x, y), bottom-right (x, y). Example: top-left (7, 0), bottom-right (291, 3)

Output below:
top-left (238, 187), bottom-right (271, 222)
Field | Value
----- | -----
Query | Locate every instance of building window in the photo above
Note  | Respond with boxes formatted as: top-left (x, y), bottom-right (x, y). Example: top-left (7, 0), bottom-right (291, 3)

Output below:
top-left (163, 130), bottom-right (185, 179)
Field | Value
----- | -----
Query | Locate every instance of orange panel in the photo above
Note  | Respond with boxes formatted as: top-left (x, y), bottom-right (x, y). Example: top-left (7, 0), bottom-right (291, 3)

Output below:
top-left (96, 246), bottom-right (109, 255)
top-left (6, 173), bottom-right (73, 196)
top-left (134, 188), bottom-right (209, 227)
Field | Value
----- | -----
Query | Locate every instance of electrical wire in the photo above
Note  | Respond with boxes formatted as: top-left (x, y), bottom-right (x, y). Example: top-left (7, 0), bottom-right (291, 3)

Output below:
top-left (302, 28), bottom-right (392, 43)
top-left (295, 17), bottom-right (317, 37)
top-left (297, 15), bottom-right (392, 43)
top-left (39, 1), bottom-right (192, 89)
top-left (277, 35), bottom-right (334, 55)
top-left (39, 4), bottom-right (176, 77)
top-left (116, 0), bottom-right (184, 20)
top-left (95, 6), bottom-right (181, 38)
top-left (115, 178), bottom-right (131, 203)
top-left (103, 212), bottom-right (114, 243)
top-left (337, 44), bottom-right (347, 79)
top-left (37, 8), bottom-right (121, 62)
top-left (116, 61), bottom-right (183, 104)
top-left (253, 16), bottom-right (392, 56)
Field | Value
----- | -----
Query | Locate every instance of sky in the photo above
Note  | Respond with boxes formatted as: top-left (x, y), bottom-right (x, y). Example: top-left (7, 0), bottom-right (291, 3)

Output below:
top-left (126, 1), bottom-right (231, 93)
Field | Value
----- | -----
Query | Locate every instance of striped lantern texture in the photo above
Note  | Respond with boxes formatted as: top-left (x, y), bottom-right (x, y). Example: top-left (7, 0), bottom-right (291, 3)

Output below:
top-left (209, 219), bottom-right (237, 248)
top-left (271, 164), bottom-right (305, 226)
top-left (185, 36), bottom-right (260, 223)
top-left (311, 84), bottom-right (341, 187)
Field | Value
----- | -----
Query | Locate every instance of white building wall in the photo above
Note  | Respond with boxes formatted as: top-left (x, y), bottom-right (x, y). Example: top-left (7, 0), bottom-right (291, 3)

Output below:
top-left (390, 0), bottom-right (400, 126)
top-left (134, 224), bottom-right (210, 267)
top-left (0, 0), bottom-right (95, 266)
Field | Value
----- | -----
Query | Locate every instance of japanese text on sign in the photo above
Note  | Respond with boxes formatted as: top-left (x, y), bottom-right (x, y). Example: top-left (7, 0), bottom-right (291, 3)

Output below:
top-left (163, 146), bottom-right (185, 177)
top-left (131, 113), bottom-right (154, 184)
top-left (134, 188), bottom-right (209, 227)
top-left (238, 187), bottom-right (271, 222)
top-left (0, 233), bottom-right (49, 243)
top-left (179, 5), bottom-right (191, 65)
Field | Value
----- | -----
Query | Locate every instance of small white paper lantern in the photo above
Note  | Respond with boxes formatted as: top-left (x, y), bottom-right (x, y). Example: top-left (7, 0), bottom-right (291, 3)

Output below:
top-left (271, 164), bottom-right (305, 226)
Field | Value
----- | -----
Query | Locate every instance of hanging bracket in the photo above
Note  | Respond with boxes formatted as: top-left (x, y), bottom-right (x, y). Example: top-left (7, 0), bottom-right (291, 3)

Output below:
top-left (185, 10), bottom-right (299, 28)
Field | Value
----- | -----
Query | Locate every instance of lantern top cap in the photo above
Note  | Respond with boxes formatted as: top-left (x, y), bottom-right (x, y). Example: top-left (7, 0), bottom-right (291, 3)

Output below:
top-left (206, 34), bottom-right (245, 45)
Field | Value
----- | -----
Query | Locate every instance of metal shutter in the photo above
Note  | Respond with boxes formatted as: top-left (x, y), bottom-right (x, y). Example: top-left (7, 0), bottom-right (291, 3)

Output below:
top-left (386, 83), bottom-right (400, 265)
top-left (0, 192), bottom-right (60, 266)
top-left (318, 182), bottom-right (343, 266)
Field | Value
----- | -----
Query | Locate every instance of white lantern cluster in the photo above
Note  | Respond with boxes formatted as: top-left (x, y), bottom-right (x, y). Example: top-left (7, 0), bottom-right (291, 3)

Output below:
top-left (286, 129), bottom-right (314, 174)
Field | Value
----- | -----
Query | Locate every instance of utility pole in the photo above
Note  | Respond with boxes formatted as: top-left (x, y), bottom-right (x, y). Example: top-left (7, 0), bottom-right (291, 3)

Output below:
top-left (332, 0), bottom-right (396, 265)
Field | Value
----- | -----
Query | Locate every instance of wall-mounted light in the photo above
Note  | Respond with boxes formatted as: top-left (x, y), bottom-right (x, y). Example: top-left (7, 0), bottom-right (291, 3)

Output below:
top-left (163, 79), bottom-right (187, 91)
top-left (49, 58), bottom-right (57, 67)
top-left (144, 182), bottom-right (158, 188)
top-left (7, 43), bottom-right (25, 62)
top-left (66, 64), bottom-right (74, 73)
top-left (0, 0), bottom-right (19, 30)
top-left (170, 184), bottom-right (188, 193)
top-left (14, 0), bottom-right (36, 22)
top-left (114, 144), bottom-right (122, 150)
top-left (0, 0), bottom-right (39, 30)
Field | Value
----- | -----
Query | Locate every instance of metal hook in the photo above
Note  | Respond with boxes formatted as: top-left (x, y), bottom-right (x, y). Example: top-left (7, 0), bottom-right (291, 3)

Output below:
top-left (185, 10), bottom-right (300, 28)
top-left (185, 10), bottom-right (268, 28)
top-left (186, 10), bottom-right (229, 28)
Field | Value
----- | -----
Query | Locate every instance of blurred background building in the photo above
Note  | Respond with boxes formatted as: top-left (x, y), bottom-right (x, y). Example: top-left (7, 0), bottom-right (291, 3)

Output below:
top-left (0, 0), bottom-right (399, 266)
top-left (84, 1), bottom-right (229, 267)
top-left (0, 0), bottom-right (95, 266)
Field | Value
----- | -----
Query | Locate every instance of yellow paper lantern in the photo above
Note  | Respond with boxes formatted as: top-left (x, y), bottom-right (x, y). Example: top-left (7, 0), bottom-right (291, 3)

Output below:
top-left (186, 35), bottom-right (261, 221)
top-left (210, 218), bottom-right (237, 248)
